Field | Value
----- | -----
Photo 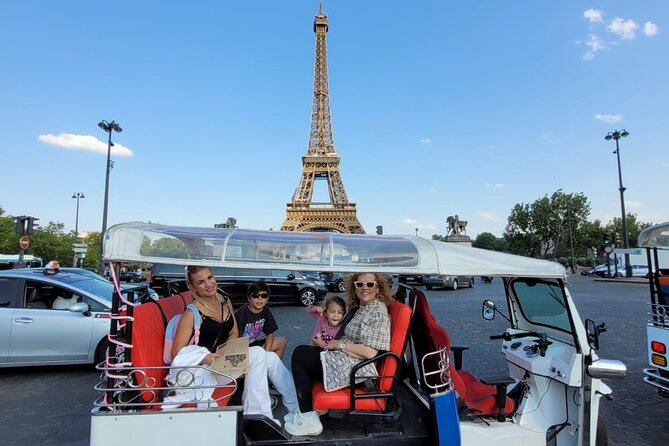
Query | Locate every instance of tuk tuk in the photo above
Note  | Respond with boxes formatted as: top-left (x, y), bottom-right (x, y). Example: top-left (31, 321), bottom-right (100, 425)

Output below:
top-left (90, 222), bottom-right (625, 445)
top-left (639, 221), bottom-right (669, 397)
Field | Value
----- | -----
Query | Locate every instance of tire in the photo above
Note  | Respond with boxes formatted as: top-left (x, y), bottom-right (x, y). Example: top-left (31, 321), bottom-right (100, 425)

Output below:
top-left (299, 288), bottom-right (317, 306)
top-left (451, 280), bottom-right (458, 291)
top-left (595, 419), bottom-right (608, 446)
top-left (425, 285), bottom-right (432, 290)
top-left (336, 280), bottom-right (347, 292)
top-left (94, 337), bottom-right (110, 365)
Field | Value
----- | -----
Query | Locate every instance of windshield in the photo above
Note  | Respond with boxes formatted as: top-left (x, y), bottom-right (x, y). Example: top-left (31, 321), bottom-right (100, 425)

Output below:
top-left (512, 279), bottom-right (571, 333)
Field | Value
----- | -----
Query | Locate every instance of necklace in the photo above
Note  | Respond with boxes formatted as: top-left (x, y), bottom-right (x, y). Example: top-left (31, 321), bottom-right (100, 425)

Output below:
top-left (194, 295), bottom-right (220, 317)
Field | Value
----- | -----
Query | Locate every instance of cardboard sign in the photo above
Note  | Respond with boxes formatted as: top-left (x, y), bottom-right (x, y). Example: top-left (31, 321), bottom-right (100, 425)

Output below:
top-left (211, 336), bottom-right (249, 378)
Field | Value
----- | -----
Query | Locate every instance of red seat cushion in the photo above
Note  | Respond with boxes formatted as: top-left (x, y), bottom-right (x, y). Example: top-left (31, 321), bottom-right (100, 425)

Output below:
top-left (312, 299), bottom-right (412, 412)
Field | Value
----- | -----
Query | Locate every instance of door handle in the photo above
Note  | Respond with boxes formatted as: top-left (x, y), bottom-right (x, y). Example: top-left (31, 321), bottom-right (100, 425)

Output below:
top-left (14, 317), bottom-right (35, 324)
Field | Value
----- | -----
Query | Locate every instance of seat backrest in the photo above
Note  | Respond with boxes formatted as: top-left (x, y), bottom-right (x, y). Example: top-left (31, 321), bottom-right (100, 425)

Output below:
top-left (377, 299), bottom-right (412, 392)
top-left (130, 292), bottom-right (192, 402)
top-left (410, 291), bottom-right (467, 397)
top-left (657, 276), bottom-right (669, 304)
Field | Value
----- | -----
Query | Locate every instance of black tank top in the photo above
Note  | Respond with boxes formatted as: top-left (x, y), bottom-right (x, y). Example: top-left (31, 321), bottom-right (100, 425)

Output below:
top-left (196, 301), bottom-right (234, 352)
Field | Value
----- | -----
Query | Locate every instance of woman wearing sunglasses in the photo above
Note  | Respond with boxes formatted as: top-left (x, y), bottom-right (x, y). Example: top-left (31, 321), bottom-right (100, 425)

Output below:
top-left (285, 273), bottom-right (392, 437)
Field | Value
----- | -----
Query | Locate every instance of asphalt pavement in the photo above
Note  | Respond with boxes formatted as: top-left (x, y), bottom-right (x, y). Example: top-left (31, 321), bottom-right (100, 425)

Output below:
top-left (1, 274), bottom-right (667, 445)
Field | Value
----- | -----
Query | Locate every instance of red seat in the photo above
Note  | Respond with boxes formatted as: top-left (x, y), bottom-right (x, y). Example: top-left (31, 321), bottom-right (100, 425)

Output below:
top-left (312, 299), bottom-right (412, 414)
top-left (130, 292), bottom-right (232, 408)
top-left (411, 291), bottom-right (515, 419)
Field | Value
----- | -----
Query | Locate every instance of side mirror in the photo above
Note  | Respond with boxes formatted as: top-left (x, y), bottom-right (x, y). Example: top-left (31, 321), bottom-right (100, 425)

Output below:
top-left (585, 319), bottom-right (600, 350)
top-left (69, 302), bottom-right (90, 314)
top-left (482, 300), bottom-right (496, 320)
top-left (287, 273), bottom-right (295, 280)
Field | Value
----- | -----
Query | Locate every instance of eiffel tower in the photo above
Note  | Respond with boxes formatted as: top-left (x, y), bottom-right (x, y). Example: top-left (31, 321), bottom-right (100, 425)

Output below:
top-left (280, 6), bottom-right (364, 234)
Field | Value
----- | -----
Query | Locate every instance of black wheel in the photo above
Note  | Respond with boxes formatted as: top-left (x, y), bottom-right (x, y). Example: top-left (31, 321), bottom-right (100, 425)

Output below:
top-left (451, 280), bottom-right (458, 291)
top-left (425, 285), bottom-right (432, 290)
top-left (595, 419), bottom-right (608, 446)
top-left (299, 288), bottom-right (317, 306)
top-left (336, 280), bottom-right (347, 292)
top-left (94, 337), bottom-right (110, 365)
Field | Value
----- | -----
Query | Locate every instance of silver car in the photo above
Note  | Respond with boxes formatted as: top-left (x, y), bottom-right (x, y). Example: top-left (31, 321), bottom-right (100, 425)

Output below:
top-left (422, 274), bottom-right (474, 290)
top-left (0, 268), bottom-right (115, 367)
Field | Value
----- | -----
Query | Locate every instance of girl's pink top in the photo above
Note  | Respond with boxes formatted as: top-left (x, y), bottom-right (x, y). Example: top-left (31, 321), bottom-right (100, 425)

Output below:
top-left (307, 306), bottom-right (340, 348)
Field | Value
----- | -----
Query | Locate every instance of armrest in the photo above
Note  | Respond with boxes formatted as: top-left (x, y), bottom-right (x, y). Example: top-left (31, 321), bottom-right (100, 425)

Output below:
top-left (450, 345), bottom-right (469, 370)
top-left (480, 375), bottom-right (514, 422)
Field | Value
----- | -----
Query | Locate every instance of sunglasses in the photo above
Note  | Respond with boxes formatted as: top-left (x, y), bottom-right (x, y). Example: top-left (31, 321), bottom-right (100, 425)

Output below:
top-left (250, 292), bottom-right (269, 299)
top-left (354, 281), bottom-right (377, 289)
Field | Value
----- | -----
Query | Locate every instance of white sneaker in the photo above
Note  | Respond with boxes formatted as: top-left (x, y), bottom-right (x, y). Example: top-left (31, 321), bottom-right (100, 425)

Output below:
top-left (284, 410), bottom-right (323, 436)
top-left (284, 408), bottom-right (327, 424)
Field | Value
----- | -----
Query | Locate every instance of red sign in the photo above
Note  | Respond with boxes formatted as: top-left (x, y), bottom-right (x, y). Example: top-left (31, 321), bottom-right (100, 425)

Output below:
top-left (19, 235), bottom-right (30, 249)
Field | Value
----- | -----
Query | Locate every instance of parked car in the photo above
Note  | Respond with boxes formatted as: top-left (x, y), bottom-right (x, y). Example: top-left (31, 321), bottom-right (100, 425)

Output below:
top-left (315, 272), bottom-right (349, 292)
top-left (398, 274), bottom-right (423, 285)
top-left (422, 274), bottom-right (474, 290)
top-left (119, 270), bottom-right (144, 283)
top-left (630, 264), bottom-right (650, 278)
top-left (0, 267), bottom-right (114, 367)
top-left (150, 264), bottom-right (327, 306)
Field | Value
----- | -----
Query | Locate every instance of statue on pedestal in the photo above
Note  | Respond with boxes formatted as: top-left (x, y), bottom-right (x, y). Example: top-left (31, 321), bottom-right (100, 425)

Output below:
top-left (446, 215), bottom-right (468, 236)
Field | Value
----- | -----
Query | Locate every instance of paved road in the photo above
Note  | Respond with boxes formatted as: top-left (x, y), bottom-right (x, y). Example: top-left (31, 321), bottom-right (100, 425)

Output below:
top-left (1, 274), bottom-right (666, 445)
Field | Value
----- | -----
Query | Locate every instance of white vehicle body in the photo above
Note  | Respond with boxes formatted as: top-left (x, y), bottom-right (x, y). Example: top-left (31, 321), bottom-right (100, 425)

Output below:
top-left (91, 222), bottom-right (626, 446)
top-left (639, 222), bottom-right (669, 397)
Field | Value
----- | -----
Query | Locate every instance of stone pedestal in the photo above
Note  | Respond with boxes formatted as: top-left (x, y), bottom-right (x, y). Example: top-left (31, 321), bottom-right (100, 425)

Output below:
top-left (444, 235), bottom-right (472, 247)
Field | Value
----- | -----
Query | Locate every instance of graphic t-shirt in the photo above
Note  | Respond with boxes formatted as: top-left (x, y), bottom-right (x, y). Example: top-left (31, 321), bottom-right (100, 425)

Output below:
top-left (307, 306), bottom-right (340, 348)
top-left (235, 306), bottom-right (278, 347)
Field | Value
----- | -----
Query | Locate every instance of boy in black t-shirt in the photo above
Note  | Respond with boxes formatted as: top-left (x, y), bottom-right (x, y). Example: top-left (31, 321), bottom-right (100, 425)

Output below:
top-left (236, 282), bottom-right (287, 358)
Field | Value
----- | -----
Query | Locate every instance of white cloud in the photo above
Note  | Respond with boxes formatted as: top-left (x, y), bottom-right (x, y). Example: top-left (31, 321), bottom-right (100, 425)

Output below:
top-left (607, 18), bottom-right (639, 40)
top-left (476, 211), bottom-right (504, 223)
top-left (584, 9), bottom-right (604, 23)
top-left (583, 34), bottom-right (608, 60)
top-left (644, 21), bottom-right (660, 37)
top-left (38, 133), bottom-right (134, 157)
top-left (594, 113), bottom-right (622, 124)
top-left (403, 218), bottom-right (418, 226)
top-left (419, 138), bottom-right (432, 144)
top-left (402, 218), bottom-right (436, 231)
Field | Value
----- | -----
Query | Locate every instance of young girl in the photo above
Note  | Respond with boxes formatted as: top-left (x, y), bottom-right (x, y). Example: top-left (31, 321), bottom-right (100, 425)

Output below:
top-left (306, 295), bottom-right (346, 349)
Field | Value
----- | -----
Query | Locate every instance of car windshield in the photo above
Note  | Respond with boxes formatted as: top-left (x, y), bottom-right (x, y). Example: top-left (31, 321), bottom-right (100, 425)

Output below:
top-left (512, 279), bottom-right (571, 333)
top-left (50, 274), bottom-right (114, 301)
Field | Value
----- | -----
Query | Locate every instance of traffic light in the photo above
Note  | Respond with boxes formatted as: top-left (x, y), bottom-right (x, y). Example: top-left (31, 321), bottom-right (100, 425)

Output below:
top-left (15, 216), bottom-right (27, 235)
top-left (376, 225), bottom-right (383, 235)
top-left (602, 233), bottom-right (610, 246)
top-left (26, 217), bottom-right (39, 234)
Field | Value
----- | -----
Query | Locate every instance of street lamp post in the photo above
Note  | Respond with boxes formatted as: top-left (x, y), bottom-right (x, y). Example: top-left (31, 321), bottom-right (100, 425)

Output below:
top-left (72, 192), bottom-right (85, 240)
top-left (98, 120), bottom-right (122, 274)
top-left (72, 192), bottom-right (85, 267)
top-left (415, 227), bottom-right (419, 237)
top-left (605, 129), bottom-right (631, 278)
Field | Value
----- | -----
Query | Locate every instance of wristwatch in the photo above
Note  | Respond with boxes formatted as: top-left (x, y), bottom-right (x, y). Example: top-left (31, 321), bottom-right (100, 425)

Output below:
top-left (338, 342), bottom-right (346, 351)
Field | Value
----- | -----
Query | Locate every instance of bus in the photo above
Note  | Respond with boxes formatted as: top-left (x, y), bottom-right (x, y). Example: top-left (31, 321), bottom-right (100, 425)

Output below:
top-left (0, 254), bottom-right (44, 270)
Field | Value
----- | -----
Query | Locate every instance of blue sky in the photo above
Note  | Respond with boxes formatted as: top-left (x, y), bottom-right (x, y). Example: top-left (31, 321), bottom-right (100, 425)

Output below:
top-left (1, 1), bottom-right (667, 238)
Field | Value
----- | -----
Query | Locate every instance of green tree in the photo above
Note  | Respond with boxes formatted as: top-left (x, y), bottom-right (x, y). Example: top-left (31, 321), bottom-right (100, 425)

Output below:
top-left (0, 206), bottom-right (20, 253)
top-left (604, 213), bottom-right (652, 248)
top-left (29, 222), bottom-right (75, 265)
top-left (472, 232), bottom-right (507, 251)
top-left (504, 190), bottom-right (590, 259)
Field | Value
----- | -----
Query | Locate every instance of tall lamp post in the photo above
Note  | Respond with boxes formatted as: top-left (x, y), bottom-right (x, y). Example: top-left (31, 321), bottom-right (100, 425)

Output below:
top-left (72, 192), bottom-right (85, 266)
top-left (98, 120), bottom-right (122, 274)
top-left (72, 192), bottom-right (85, 240)
top-left (605, 129), bottom-right (631, 278)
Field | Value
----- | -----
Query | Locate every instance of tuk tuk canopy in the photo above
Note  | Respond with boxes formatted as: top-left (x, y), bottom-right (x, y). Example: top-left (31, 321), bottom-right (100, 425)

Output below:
top-left (103, 222), bottom-right (566, 279)
top-left (638, 221), bottom-right (669, 249)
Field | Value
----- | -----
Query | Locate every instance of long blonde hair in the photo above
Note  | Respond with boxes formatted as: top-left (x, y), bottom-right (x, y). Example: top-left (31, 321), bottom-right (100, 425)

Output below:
top-left (344, 273), bottom-right (392, 308)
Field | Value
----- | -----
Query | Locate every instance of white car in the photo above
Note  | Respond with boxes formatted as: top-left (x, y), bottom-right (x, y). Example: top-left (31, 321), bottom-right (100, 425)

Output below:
top-left (0, 268), bottom-right (115, 367)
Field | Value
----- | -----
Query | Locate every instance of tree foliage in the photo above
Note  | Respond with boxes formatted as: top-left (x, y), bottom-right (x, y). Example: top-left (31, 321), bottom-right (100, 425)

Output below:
top-left (503, 190), bottom-right (590, 259)
top-left (472, 232), bottom-right (507, 251)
